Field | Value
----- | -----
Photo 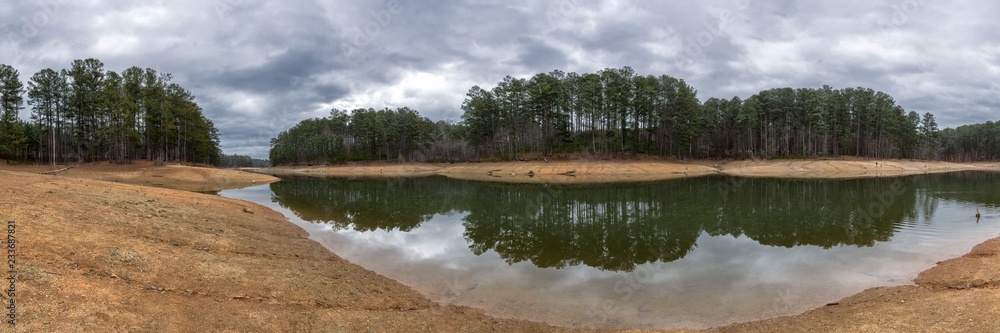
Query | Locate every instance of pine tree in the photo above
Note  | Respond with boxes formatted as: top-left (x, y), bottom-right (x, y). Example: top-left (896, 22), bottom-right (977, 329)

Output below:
top-left (0, 64), bottom-right (26, 162)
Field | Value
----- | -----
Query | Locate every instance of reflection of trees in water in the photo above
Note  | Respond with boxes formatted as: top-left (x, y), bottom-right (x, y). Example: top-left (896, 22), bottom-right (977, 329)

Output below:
top-left (920, 172), bottom-right (1000, 209)
top-left (269, 173), bottom-right (996, 272)
top-left (269, 177), bottom-right (469, 231)
top-left (463, 183), bottom-right (703, 271)
top-left (464, 177), bottom-right (924, 271)
top-left (706, 177), bottom-right (919, 248)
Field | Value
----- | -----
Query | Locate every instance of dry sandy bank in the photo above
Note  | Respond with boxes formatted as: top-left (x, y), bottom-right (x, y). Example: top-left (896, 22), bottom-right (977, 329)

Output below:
top-left (0, 160), bottom-right (279, 191)
top-left (719, 159), bottom-right (1000, 179)
top-left (438, 160), bottom-right (717, 184)
top-left (262, 158), bottom-right (1000, 184)
top-left (264, 163), bottom-right (442, 178)
top-left (261, 160), bottom-right (718, 184)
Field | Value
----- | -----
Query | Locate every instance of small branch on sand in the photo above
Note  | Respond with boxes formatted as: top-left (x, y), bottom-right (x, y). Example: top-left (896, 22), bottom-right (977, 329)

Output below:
top-left (559, 170), bottom-right (576, 177)
top-left (38, 166), bottom-right (76, 175)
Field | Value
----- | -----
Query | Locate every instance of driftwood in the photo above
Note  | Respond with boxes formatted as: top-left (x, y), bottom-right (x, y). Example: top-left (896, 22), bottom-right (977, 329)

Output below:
top-left (558, 170), bottom-right (576, 177)
top-left (38, 165), bottom-right (77, 175)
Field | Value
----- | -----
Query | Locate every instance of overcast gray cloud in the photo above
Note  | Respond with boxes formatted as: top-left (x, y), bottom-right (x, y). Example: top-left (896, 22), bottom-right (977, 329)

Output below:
top-left (3, 0), bottom-right (999, 158)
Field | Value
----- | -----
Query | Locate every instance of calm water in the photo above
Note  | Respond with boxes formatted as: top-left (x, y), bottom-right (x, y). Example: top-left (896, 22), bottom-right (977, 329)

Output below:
top-left (220, 172), bottom-right (1000, 329)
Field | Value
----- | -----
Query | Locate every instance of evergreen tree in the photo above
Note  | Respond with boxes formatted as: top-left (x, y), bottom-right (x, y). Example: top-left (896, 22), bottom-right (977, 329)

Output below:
top-left (3, 60), bottom-right (221, 165)
top-left (0, 64), bottom-right (26, 162)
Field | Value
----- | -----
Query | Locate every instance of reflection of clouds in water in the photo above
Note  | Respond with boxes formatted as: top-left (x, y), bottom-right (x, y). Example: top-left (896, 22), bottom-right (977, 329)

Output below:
top-left (312, 224), bottom-right (911, 328)
top-left (334, 213), bottom-right (466, 261)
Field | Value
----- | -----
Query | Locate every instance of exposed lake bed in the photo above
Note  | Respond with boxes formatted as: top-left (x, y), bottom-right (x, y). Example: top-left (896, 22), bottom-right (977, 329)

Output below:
top-left (261, 158), bottom-right (1000, 184)
top-left (7, 160), bottom-right (1000, 331)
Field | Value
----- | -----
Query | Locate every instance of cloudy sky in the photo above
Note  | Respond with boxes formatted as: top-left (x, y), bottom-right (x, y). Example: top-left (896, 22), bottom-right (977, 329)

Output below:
top-left (3, 0), bottom-right (999, 158)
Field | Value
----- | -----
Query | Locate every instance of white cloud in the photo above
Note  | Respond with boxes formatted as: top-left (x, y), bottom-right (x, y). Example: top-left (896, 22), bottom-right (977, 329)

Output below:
top-left (332, 69), bottom-right (469, 121)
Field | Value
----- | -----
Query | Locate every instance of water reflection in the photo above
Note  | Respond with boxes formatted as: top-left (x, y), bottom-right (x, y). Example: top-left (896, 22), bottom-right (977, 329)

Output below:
top-left (236, 172), bottom-right (1000, 329)
top-left (920, 171), bottom-right (1000, 208)
top-left (269, 172), bottom-right (998, 272)
top-left (268, 177), bottom-right (462, 231)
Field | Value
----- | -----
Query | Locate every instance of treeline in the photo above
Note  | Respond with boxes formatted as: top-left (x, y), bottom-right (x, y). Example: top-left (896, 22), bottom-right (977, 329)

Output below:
top-left (0, 59), bottom-right (221, 165)
top-left (461, 68), bottom-right (940, 160)
top-left (939, 121), bottom-right (1000, 162)
top-left (461, 68), bottom-right (703, 159)
top-left (268, 108), bottom-right (468, 165)
top-left (269, 67), bottom-right (1000, 165)
top-left (219, 154), bottom-right (270, 168)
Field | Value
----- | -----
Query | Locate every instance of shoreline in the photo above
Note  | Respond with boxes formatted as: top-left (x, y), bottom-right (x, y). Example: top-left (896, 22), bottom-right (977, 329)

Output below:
top-left (2, 168), bottom-right (579, 332)
top-left (6, 160), bottom-right (1000, 331)
top-left (261, 158), bottom-right (1000, 184)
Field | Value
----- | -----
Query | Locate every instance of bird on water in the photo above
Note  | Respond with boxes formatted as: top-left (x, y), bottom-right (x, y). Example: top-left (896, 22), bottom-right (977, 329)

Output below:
top-left (977, 209), bottom-right (981, 219)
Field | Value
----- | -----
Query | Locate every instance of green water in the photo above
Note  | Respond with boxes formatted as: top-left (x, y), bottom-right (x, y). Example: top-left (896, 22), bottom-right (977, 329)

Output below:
top-left (223, 172), bottom-right (1000, 329)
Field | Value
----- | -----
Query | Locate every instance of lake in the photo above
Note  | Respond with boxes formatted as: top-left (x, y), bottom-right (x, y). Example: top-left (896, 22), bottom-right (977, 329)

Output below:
top-left (220, 172), bottom-right (1000, 329)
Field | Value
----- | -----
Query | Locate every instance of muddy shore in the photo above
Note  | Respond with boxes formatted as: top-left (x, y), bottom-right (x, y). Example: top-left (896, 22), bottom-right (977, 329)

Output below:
top-left (4, 160), bottom-right (1000, 331)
